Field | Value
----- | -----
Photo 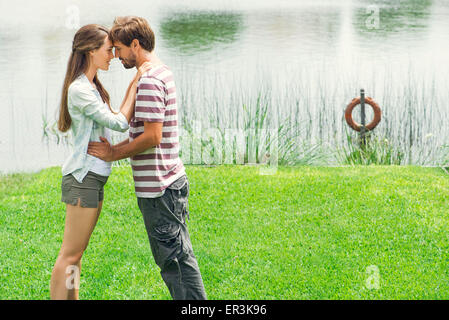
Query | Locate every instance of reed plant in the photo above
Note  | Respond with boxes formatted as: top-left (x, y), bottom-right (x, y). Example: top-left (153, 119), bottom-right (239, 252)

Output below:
top-left (336, 130), bottom-right (405, 165)
top-left (40, 62), bottom-right (449, 166)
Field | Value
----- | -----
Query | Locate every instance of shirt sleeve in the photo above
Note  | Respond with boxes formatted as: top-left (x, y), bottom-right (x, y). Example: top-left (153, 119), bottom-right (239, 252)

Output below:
top-left (134, 77), bottom-right (166, 123)
top-left (68, 82), bottom-right (129, 132)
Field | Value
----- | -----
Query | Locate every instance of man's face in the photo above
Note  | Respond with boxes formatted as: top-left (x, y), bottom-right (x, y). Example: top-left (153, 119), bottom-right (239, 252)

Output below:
top-left (113, 41), bottom-right (137, 69)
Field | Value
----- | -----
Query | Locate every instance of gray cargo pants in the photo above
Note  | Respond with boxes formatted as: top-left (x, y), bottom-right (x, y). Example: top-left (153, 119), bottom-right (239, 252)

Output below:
top-left (137, 175), bottom-right (207, 300)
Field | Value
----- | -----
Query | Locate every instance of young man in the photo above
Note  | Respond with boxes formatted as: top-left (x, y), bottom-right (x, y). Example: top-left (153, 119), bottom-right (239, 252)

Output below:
top-left (87, 16), bottom-right (207, 300)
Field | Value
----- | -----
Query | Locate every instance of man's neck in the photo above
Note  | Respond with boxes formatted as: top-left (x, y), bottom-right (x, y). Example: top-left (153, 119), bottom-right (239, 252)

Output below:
top-left (136, 51), bottom-right (162, 68)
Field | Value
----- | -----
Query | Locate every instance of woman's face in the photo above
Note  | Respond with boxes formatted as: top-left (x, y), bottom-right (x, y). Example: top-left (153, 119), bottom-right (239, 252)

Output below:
top-left (90, 35), bottom-right (114, 71)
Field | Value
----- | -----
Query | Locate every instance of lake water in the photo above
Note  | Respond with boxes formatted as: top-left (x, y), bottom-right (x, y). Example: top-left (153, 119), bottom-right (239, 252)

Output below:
top-left (1, 0), bottom-right (449, 173)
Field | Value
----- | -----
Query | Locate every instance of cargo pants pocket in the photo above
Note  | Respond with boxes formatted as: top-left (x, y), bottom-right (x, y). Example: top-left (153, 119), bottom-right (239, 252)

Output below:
top-left (166, 175), bottom-right (190, 223)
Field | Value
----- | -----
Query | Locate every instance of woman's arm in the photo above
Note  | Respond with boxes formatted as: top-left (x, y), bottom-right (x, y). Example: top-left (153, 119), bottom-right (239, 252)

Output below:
top-left (69, 83), bottom-right (129, 132)
top-left (119, 62), bottom-right (153, 123)
top-left (71, 62), bottom-right (153, 132)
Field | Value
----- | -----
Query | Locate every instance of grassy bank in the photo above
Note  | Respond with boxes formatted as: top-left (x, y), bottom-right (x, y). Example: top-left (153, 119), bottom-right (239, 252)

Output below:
top-left (1, 165), bottom-right (449, 299)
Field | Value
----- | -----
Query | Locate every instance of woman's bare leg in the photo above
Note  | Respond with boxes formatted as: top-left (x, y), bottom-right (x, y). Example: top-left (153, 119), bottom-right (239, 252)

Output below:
top-left (50, 200), bottom-right (103, 300)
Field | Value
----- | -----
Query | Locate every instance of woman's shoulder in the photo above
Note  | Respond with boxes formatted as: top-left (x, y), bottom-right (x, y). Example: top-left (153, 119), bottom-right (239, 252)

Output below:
top-left (69, 75), bottom-right (88, 91)
top-left (68, 75), bottom-right (95, 101)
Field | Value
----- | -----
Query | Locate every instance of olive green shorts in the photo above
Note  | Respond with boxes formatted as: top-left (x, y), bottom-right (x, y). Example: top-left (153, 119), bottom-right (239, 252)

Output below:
top-left (61, 171), bottom-right (109, 208)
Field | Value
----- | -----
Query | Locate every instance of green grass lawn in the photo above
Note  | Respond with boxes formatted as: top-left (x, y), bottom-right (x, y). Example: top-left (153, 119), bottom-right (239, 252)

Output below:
top-left (1, 165), bottom-right (449, 299)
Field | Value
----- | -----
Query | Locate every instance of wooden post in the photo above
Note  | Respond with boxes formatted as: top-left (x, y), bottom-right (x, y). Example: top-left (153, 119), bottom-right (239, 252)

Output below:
top-left (360, 89), bottom-right (366, 148)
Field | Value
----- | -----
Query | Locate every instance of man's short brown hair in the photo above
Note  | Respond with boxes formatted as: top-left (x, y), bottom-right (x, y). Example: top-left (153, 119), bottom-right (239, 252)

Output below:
top-left (110, 16), bottom-right (155, 52)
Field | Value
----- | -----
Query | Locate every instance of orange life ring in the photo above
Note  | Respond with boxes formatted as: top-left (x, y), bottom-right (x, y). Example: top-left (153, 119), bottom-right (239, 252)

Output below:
top-left (345, 97), bottom-right (382, 132)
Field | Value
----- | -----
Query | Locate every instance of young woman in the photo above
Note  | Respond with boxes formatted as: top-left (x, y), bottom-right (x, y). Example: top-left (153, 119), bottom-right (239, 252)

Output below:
top-left (50, 24), bottom-right (151, 300)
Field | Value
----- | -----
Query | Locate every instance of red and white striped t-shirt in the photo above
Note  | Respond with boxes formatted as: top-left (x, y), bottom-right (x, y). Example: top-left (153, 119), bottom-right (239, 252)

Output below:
top-left (129, 65), bottom-right (185, 198)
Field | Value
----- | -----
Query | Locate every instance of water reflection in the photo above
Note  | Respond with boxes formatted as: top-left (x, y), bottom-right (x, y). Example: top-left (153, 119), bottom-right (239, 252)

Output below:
top-left (245, 7), bottom-right (342, 56)
top-left (159, 11), bottom-right (244, 55)
top-left (1, 0), bottom-right (449, 172)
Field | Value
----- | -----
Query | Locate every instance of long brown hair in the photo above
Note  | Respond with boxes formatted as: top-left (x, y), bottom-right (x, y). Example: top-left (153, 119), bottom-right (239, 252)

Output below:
top-left (58, 24), bottom-right (113, 132)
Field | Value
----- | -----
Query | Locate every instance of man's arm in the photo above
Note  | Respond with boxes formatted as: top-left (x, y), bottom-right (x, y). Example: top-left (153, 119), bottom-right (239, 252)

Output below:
top-left (111, 122), bottom-right (163, 160)
top-left (88, 74), bottom-right (167, 162)
top-left (87, 122), bottom-right (163, 162)
top-left (115, 138), bottom-right (130, 149)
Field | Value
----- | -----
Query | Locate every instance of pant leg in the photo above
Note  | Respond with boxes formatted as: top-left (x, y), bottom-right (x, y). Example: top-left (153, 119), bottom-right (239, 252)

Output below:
top-left (158, 230), bottom-right (207, 300)
top-left (137, 178), bottom-right (207, 300)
